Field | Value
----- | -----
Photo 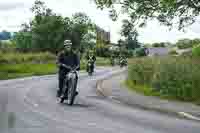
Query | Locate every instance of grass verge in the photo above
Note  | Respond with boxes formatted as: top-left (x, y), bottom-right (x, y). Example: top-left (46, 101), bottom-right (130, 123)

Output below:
top-left (0, 63), bottom-right (57, 80)
top-left (0, 51), bottom-right (111, 80)
top-left (0, 57), bottom-right (110, 80)
top-left (124, 79), bottom-right (198, 103)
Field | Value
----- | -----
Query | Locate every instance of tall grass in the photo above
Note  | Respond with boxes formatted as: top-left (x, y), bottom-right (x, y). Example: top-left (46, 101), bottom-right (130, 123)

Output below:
top-left (0, 51), bottom-right (110, 80)
top-left (0, 51), bottom-right (56, 64)
top-left (0, 63), bottom-right (57, 80)
top-left (127, 56), bottom-right (200, 103)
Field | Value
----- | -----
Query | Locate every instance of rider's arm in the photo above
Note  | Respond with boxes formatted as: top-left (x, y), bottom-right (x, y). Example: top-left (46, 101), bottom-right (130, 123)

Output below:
top-left (57, 52), bottom-right (71, 69)
top-left (56, 52), bottom-right (64, 67)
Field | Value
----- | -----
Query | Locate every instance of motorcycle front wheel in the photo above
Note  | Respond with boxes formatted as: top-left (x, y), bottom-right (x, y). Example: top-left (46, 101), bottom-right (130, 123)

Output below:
top-left (67, 79), bottom-right (76, 106)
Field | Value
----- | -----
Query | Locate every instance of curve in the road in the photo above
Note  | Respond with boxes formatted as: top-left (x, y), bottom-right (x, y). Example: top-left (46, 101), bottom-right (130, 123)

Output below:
top-left (0, 67), bottom-right (199, 133)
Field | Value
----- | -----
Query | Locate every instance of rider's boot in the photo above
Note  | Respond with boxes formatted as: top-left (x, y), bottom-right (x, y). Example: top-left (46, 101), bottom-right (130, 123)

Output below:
top-left (57, 89), bottom-right (62, 97)
top-left (75, 91), bottom-right (79, 96)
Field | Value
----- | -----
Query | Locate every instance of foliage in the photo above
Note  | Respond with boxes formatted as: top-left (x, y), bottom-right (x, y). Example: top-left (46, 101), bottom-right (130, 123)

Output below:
top-left (169, 50), bottom-right (178, 55)
top-left (71, 13), bottom-right (94, 51)
top-left (0, 52), bottom-right (56, 64)
top-left (94, 57), bottom-right (110, 66)
top-left (152, 42), bottom-right (166, 47)
top-left (0, 40), bottom-right (15, 52)
top-left (12, 31), bottom-right (32, 52)
top-left (80, 31), bottom-right (96, 53)
top-left (12, 0), bottom-right (94, 53)
top-left (121, 19), bottom-right (138, 38)
top-left (96, 42), bottom-right (110, 57)
top-left (94, 0), bottom-right (200, 30)
top-left (127, 57), bottom-right (200, 102)
top-left (0, 63), bottom-right (57, 80)
top-left (120, 19), bottom-right (140, 51)
top-left (191, 38), bottom-right (200, 46)
top-left (176, 39), bottom-right (193, 49)
top-left (175, 38), bottom-right (200, 49)
top-left (192, 44), bottom-right (200, 56)
top-left (125, 37), bottom-right (140, 50)
top-left (30, 0), bottom-right (72, 52)
top-left (134, 47), bottom-right (147, 57)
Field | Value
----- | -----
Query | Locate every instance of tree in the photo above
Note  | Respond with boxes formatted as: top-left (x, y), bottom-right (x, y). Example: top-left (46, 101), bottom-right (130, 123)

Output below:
top-left (176, 38), bottom-right (193, 49)
top-left (192, 44), bottom-right (200, 56)
top-left (191, 38), bottom-right (200, 46)
top-left (152, 42), bottom-right (166, 47)
top-left (121, 19), bottom-right (135, 38)
top-left (12, 31), bottom-right (32, 52)
top-left (30, 0), bottom-right (72, 52)
top-left (126, 37), bottom-right (140, 50)
top-left (70, 12), bottom-right (93, 50)
top-left (94, 0), bottom-right (200, 30)
top-left (81, 31), bottom-right (96, 52)
top-left (121, 19), bottom-right (140, 50)
top-left (13, 0), bottom-right (95, 53)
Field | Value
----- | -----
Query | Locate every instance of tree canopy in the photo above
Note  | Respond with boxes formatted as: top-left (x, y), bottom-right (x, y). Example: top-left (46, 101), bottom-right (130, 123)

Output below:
top-left (94, 0), bottom-right (200, 30)
top-left (13, 0), bottom-right (94, 53)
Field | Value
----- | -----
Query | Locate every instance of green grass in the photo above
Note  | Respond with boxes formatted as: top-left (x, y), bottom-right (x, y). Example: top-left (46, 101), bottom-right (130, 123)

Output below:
top-left (126, 56), bottom-right (200, 104)
top-left (95, 57), bottom-right (110, 66)
top-left (0, 57), bottom-right (110, 80)
top-left (81, 57), bottom-right (110, 70)
top-left (125, 79), bottom-right (160, 96)
top-left (0, 51), bottom-right (111, 80)
top-left (125, 79), bottom-right (198, 103)
top-left (0, 51), bottom-right (56, 64)
top-left (0, 62), bottom-right (89, 80)
top-left (0, 63), bottom-right (57, 80)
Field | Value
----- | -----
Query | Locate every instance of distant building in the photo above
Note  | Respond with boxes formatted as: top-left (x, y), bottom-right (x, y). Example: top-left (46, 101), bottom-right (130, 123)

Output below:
top-left (146, 47), bottom-right (170, 56)
top-left (95, 25), bottom-right (110, 44)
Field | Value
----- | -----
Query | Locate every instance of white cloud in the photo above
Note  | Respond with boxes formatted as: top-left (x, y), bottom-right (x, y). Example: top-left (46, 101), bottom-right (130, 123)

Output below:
top-left (138, 20), bottom-right (200, 43)
top-left (0, 0), bottom-right (32, 11)
top-left (0, 0), bottom-right (200, 43)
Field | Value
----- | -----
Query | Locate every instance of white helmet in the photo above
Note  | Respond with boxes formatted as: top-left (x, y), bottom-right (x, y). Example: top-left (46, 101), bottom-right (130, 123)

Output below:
top-left (64, 40), bottom-right (72, 46)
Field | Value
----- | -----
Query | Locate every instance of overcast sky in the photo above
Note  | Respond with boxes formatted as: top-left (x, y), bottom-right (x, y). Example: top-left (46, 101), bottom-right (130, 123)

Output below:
top-left (0, 0), bottom-right (200, 43)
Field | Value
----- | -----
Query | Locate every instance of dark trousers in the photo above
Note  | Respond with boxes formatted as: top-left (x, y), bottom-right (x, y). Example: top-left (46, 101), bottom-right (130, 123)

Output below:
top-left (58, 69), bottom-right (78, 94)
top-left (87, 63), bottom-right (94, 72)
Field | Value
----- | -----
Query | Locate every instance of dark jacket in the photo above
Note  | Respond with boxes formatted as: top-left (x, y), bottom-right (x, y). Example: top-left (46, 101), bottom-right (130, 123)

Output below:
top-left (57, 51), bottom-right (80, 72)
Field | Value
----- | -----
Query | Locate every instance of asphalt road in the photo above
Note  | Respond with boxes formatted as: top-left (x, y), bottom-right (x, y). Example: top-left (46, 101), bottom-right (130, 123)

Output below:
top-left (0, 67), bottom-right (199, 133)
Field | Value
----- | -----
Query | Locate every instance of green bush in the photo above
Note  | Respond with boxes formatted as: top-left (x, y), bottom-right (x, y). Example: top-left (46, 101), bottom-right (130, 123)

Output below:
top-left (127, 56), bottom-right (200, 102)
top-left (134, 48), bottom-right (147, 57)
top-left (177, 43), bottom-right (193, 49)
top-left (128, 57), bottom-right (156, 86)
top-left (169, 50), bottom-right (178, 55)
top-left (152, 42), bottom-right (166, 47)
top-left (96, 47), bottom-right (110, 57)
top-left (192, 44), bottom-right (200, 56)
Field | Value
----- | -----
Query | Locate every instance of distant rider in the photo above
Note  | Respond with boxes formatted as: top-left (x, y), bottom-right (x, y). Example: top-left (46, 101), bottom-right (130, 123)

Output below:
top-left (86, 50), bottom-right (96, 73)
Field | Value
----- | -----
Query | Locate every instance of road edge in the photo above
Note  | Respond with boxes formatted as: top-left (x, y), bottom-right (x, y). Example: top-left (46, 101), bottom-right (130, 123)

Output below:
top-left (96, 72), bottom-right (200, 123)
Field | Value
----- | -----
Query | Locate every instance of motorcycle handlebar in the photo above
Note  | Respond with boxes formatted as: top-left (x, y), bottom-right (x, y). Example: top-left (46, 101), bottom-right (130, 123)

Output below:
top-left (60, 64), bottom-right (79, 71)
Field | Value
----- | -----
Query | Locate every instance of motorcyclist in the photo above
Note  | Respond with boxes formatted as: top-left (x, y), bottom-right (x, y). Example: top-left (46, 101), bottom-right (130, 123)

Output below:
top-left (110, 53), bottom-right (115, 66)
top-left (86, 50), bottom-right (96, 73)
top-left (56, 40), bottom-right (80, 98)
top-left (119, 53), bottom-right (127, 67)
